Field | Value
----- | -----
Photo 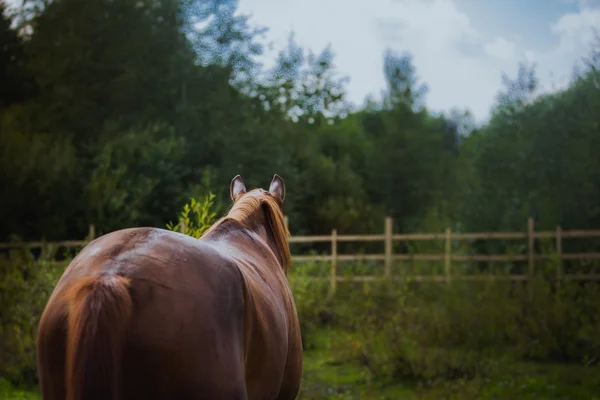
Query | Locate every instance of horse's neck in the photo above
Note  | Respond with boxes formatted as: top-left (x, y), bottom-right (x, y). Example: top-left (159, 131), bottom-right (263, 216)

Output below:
top-left (204, 222), bottom-right (283, 269)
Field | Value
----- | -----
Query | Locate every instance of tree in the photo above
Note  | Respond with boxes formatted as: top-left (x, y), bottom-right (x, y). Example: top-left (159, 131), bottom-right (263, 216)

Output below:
top-left (382, 49), bottom-right (429, 113)
top-left (0, 1), bottom-right (34, 109)
top-left (261, 33), bottom-right (350, 125)
top-left (183, 0), bottom-right (267, 88)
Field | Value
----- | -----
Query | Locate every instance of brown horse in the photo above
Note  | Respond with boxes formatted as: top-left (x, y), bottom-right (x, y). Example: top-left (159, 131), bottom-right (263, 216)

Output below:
top-left (36, 174), bottom-right (303, 400)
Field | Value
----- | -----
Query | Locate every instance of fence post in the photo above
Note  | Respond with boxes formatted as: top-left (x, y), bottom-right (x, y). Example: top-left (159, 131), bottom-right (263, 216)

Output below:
top-left (445, 227), bottom-right (452, 282)
top-left (384, 217), bottom-right (393, 277)
top-left (180, 219), bottom-right (187, 234)
top-left (556, 226), bottom-right (563, 291)
top-left (284, 215), bottom-right (289, 231)
top-left (528, 216), bottom-right (535, 296)
top-left (88, 224), bottom-right (96, 241)
top-left (331, 229), bottom-right (338, 295)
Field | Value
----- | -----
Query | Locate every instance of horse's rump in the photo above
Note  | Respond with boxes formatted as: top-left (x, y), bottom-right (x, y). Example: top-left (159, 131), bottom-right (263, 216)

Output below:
top-left (37, 228), bottom-right (249, 400)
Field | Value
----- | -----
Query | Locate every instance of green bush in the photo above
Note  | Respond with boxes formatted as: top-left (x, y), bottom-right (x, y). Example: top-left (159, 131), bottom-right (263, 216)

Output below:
top-left (514, 277), bottom-right (600, 363)
top-left (288, 262), bottom-right (331, 350)
top-left (166, 193), bottom-right (218, 238)
top-left (0, 377), bottom-right (40, 400)
top-left (0, 248), bottom-right (68, 385)
top-left (290, 263), bottom-right (600, 391)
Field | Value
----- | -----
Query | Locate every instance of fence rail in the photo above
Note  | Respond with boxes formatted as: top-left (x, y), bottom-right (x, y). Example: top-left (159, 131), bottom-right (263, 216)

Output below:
top-left (3, 218), bottom-right (600, 292)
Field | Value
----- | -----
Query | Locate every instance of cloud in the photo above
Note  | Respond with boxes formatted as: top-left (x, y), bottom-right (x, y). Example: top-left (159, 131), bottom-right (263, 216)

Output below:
top-left (371, 0), bottom-right (527, 122)
top-left (238, 0), bottom-right (600, 124)
top-left (484, 38), bottom-right (518, 62)
top-left (527, 6), bottom-right (600, 93)
top-left (238, 0), bottom-right (530, 123)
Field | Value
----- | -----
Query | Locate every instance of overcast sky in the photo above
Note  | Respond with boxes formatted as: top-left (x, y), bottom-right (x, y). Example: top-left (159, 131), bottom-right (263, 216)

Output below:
top-left (237, 0), bottom-right (600, 123)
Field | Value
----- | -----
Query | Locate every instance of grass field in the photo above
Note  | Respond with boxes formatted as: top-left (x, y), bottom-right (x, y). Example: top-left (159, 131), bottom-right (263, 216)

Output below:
top-left (297, 329), bottom-right (600, 400)
top-left (3, 332), bottom-right (600, 400)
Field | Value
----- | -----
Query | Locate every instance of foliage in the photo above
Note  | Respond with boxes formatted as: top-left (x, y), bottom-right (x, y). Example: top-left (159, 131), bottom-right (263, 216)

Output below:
top-left (0, 248), bottom-right (68, 385)
top-left (0, 0), bottom-right (599, 249)
top-left (165, 193), bottom-right (219, 238)
top-left (261, 33), bottom-right (350, 124)
top-left (289, 258), bottom-right (600, 395)
top-left (288, 262), bottom-right (332, 350)
top-left (0, 377), bottom-right (41, 400)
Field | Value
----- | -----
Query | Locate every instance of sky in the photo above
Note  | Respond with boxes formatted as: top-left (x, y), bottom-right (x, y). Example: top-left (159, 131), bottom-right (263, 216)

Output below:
top-left (4, 0), bottom-right (599, 123)
top-left (237, 0), bottom-right (600, 123)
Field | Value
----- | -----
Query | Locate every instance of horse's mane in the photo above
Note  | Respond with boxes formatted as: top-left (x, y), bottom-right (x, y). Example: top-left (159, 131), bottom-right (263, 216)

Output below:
top-left (202, 190), bottom-right (292, 274)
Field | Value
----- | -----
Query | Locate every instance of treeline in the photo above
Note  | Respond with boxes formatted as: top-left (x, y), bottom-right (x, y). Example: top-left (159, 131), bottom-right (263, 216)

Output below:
top-left (1, 0), bottom-right (600, 243)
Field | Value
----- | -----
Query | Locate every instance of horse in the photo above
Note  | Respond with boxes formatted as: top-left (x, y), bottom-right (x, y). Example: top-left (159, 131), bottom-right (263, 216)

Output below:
top-left (36, 174), bottom-right (303, 400)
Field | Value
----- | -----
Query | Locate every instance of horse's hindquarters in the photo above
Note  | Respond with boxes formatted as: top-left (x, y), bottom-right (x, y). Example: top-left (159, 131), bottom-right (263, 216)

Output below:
top-left (118, 256), bottom-right (246, 400)
top-left (37, 227), bottom-right (251, 400)
top-left (120, 265), bottom-right (248, 400)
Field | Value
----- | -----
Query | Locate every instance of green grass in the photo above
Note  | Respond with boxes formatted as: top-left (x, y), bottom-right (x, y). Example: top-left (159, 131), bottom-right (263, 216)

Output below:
top-left (297, 329), bottom-right (600, 399)
top-left (0, 379), bottom-right (40, 400)
top-left (299, 347), bottom-right (416, 399)
top-left (3, 330), bottom-right (600, 400)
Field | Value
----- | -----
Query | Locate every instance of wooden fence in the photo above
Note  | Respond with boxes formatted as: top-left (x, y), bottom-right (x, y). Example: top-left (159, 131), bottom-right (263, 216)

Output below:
top-left (286, 217), bottom-right (600, 292)
top-left (3, 218), bottom-right (600, 293)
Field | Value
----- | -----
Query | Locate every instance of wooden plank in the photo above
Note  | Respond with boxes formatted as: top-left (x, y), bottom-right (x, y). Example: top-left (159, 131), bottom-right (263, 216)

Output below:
top-left (291, 255), bottom-right (332, 262)
top-left (297, 274), bottom-right (600, 283)
top-left (531, 228), bottom-right (600, 239)
top-left (289, 235), bottom-right (332, 243)
top-left (453, 254), bottom-right (528, 262)
top-left (528, 217), bottom-right (535, 298)
top-left (392, 233), bottom-right (445, 241)
top-left (444, 227), bottom-right (452, 282)
top-left (556, 226), bottom-right (562, 290)
top-left (338, 254), bottom-right (385, 261)
top-left (293, 252), bottom-right (600, 263)
top-left (453, 232), bottom-right (527, 240)
top-left (384, 217), bottom-right (393, 276)
top-left (562, 252), bottom-right (600, 260)
top-left (397, 254), bottom-right (525, 262)
top-left (533, 231), bottom-right (555, 239)
top-left (405, 275), bottom-right (529, 282)
top-left (294, 254), bottom-right (526, 262)
top-left (330, 229), bottom-right (337, 294)
top-left (561, 230), bottom-right (600, 238)
top-left (563, 274), bottom-right (600, 281)
top-left (298, 274), bottom-right (530, 282)
top-left (337, 234), bottom-right (386, 242)
top-left (292, 254), bottom-right (385, 262)
top-left (394, 254), bottom-right (445, 261)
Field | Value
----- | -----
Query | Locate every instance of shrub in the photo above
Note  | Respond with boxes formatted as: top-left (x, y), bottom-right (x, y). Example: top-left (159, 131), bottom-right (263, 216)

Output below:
top-left (0, 247), bottom-right (68, 385)
top-left (306, 268), bottom-right (600, 390)
top-left (514, 277), bottom-right (600, 363)
top-left (165, 193), bottom-right (218, 238)
top-left (288, 262), bottom-right (331, 350)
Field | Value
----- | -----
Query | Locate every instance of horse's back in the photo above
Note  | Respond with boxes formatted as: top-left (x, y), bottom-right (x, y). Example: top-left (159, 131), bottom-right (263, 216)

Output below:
top-left (37, 227), bottom-right (248, 400)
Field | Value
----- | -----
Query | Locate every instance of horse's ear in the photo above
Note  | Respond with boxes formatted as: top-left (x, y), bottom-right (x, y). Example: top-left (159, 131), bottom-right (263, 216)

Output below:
top-left (230, 175), bottom-right (246, 201)
top-left (268, 174), bottom-right (285, 204)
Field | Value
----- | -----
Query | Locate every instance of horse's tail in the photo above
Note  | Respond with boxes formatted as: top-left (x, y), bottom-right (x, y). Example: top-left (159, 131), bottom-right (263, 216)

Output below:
top-left (65, 274), bottom-right (132, 400)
